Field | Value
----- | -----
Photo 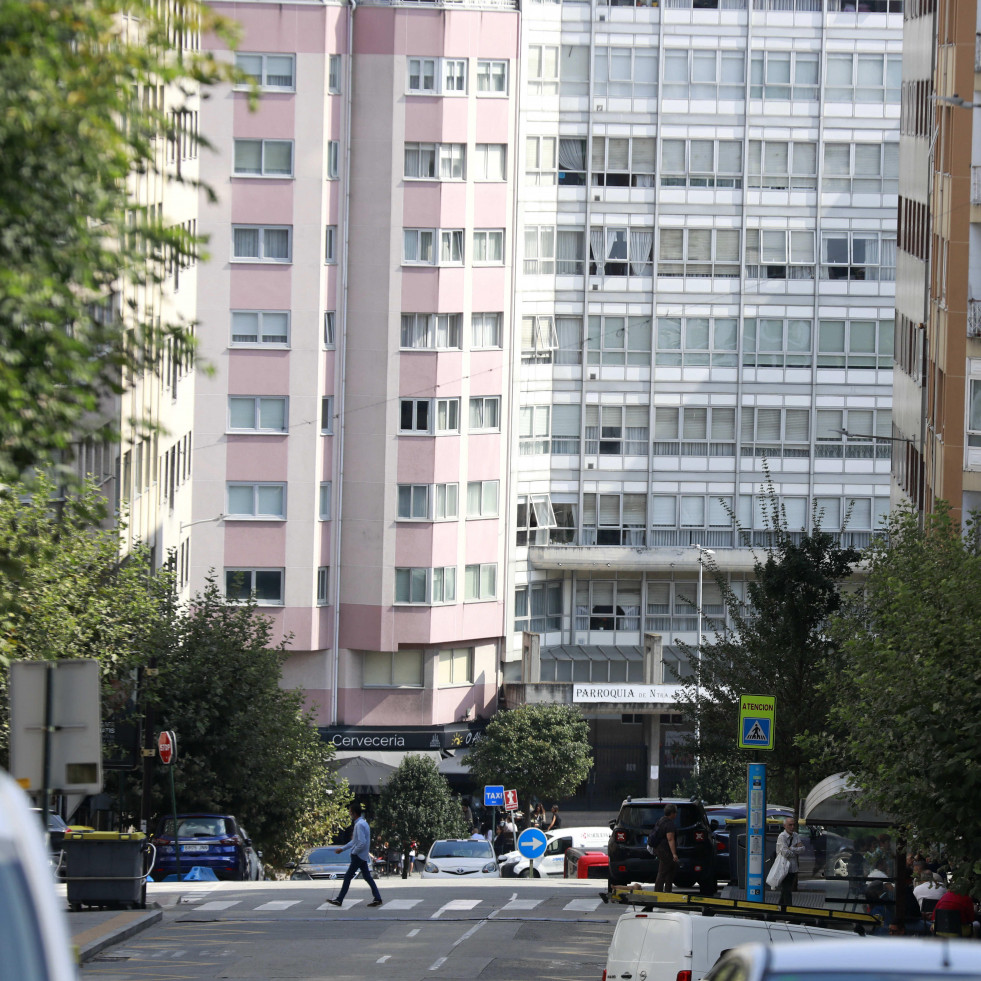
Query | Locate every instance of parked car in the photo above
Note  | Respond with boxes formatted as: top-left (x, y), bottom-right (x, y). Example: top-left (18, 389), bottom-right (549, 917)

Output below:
top-left (705, 803), bottom-right (794, 882)
top-left (421, 838), bottom-right (500, 879)
top-left (499, 826), bottom-right (609, 878)
top-left (704, 938), bottom-right (981, 981)
top-left (1, 772), bottom-right (77, 980)
top-left (151, 813), bottom-right (263, 881)
top-left (607, 797), bottom-right (717, 894)
top-left (287, 846), bottom-right (356, 880)
top-left (31, 808), bottom-right (95, 874)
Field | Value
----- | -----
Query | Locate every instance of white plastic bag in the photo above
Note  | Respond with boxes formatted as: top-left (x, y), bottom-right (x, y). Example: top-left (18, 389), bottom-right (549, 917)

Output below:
top-left (766, 853), bottom-right (790, 889)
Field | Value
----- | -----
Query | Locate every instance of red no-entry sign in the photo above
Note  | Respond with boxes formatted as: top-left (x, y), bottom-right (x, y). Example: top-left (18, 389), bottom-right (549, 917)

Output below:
top-left (158, 730), bottom-right (177, 766)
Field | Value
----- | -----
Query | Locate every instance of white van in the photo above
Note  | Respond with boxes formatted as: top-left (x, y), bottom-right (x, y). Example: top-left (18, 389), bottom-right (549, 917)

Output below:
top-left (499, 826), bottom-right (609, 878)
top-left (604, 909), bottom-right (863, 981)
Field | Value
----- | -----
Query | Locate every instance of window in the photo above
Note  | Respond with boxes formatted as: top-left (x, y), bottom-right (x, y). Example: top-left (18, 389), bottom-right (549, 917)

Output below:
top-left (745, 229), bottom-right (815, 280)
top-left (324, 311), bottom-right (335, 347)
top-left (519, 406), bottom-right (550, 455)
top-left (235, 53), bottom-right (295, 91)
top-left (407, 57), bottom-right (437, 93)
top-left (471, 312), bottom-right (502, 349)
top-left (438, 648), bottom-right (473, 685)
top-left (821, 231), bottom-right (896, 281)
top-left (749, 51), bottom-right (819, 101)
top-left (402, 228), bottom-right (463, 265)
top-left (397, 484), bottom-right (429, 519)
top-left (320, 482), bottom-right (332, 519)
top-left (434, 483), bottom-right (458, 519)
top-left (404, 142), bottom-right (466, 181)
top-left (969, 379), bottom-right (981, 447)
top-left (652, 406), bottom-right (737, 456)
top-left (587, 316), bottom-right (653, 366)
top-left (660, 139), bottom-right (742, 189)
top-left (825, 53), bottom-right (901, 103)
top-left (399, 398), bottom-right (459, 434)
top-left (407, 57), bottom-right (466, 95)
top-left (232, 225), bottom-right (291, 262)
top-left (747, 140), bottom-right (817, 190)
top-left (524, 226), bottom-right (586, 276)
top-left (325, 225), bottom-right (337, 263)
top-left (228, 396), bottom-right (287, 432)
top-left (741, 317), bottom-right (813, 368)
top-left (473, 144), bottom-right (506, 181)
top-left (465, 563), bottom-right (497, 601)
top-left (443, 59), bottom-right (467, 93)
top-left (467, 480), bottom-right (499, 517)
top-left (589, 226), bottom-right (654, 276)
top-left (585, 405), bottom-right (649, 458)
top-left (575, 578), bottom-right (642, 631)
top-left (432, 567), bottom-right (457, 604)
top-left (527, 45), bottom-right (559, 95)
top-left (395, 568), bottom-right (430, 604)
top-left (327, 141), bottom-right (339, 179)
top-left (551, 405), bottom-right (581, 455)
top-left (473, 229), bottom-right (504, 265)
top-left (317, 567), bottom-right (330, 605)
top-left (225, 568), bottom-right (284, 604)
top-left (400, 313), bottom-right (462, 350)
top-left (823, 143), bottom-right (900, 195)
top-left (817, 319), bottom-right (894, 368)
top-left (233, 139), bottom-right (293, 177)
top-left (591, 136), bottom-right (656, 188)
top-left (815, 407), bottom-right (892, 458)
top-left (662, 50), bottom-right (745, 101)
top-left (226, 482), bottom-right (286, 519)
top-left (526, 137), bottom-right (588, 187)
top-left (469, 396), bottom-right (501, 431)
top-left (321, 396), bottom-right (333, 434)
top-left (514, 582), bottom-right (563, 632)
top-left (655, 316), bottom-right (738, 368)
top-left (741, 406), bottom-right (811, 458)
top-left (594, 47), bottom-right (657, 100)
top-left (231, 310), bottom-right (290, 347)
top-left (517, 494), bottom-right (574, 545)
top-left (521, 315), bottom-right (557, 362)
top-left (477, 60), bottom-right (508, 94)
top-left (364, 650), bottom-right (424, 687)
top-left (658, 227), bottom-right (740, 278)
top-left (328, 54), bottom-right (341, 94)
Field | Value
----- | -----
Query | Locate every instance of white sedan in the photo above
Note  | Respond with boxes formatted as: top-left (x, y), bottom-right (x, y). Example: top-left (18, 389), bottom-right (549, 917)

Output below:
top-left (421, 839), bottom-right (500, 879)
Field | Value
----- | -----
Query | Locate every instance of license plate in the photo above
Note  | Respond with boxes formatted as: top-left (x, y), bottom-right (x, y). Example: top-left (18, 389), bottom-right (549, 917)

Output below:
top-left (182, 844), bottom-right (209, 853)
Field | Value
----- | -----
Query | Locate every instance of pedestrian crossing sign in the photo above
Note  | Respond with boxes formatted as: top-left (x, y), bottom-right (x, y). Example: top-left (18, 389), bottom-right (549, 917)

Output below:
top-left (737, 694), bottom-right (775, 750)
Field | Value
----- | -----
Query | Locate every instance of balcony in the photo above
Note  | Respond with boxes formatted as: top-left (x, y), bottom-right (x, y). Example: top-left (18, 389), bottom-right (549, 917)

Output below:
top-left (973, 166), bottom-right (981, 206)
top-left (969, 299), bottom-right (981, 339)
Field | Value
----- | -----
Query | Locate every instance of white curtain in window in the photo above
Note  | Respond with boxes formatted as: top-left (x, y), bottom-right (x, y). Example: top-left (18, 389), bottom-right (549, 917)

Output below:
top-left (264, 229), bottom-right (290, 259)
top-left (559, 138), bottom-right (587, 171)
top-left (629, 230), bottom-right (653, 274)
top-left (234, 227), bottom-right (259, 257)
top-left (590, 229), bottom-right (606, 274)
top-left (555, 317), bottom-right (582, 364)
top-left (556, 230), bottom-right (583, 274)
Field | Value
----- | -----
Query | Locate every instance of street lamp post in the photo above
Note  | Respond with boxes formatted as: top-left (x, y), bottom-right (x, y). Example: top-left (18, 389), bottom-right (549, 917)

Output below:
top-left (692, 544), bottom-right (715, 776)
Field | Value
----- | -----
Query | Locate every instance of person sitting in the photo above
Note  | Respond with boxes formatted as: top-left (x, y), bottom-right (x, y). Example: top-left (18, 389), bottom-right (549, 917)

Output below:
top-left (933, 882), bottom-right (977, 938)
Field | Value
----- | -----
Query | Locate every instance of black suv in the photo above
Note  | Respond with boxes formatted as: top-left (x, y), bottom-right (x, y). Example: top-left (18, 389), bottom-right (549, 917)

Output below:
top-left (607, 797), bottom-right (717, 894)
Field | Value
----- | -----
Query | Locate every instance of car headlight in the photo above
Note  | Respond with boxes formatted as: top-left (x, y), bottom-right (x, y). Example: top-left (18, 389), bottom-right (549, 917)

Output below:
top-left (482, 862), bottom-right (497, 873)
top-left (424, 862), bottom-right (439, 873)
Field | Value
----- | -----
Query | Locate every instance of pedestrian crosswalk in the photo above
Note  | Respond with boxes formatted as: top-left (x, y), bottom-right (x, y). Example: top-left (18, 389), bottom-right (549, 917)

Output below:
top-left (182, 895), bottom-right (604, 916)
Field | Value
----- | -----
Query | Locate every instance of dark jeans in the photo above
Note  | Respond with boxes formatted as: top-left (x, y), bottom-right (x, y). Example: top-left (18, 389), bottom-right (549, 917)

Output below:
top-left (779, 870), bottom-right (798, 906)
top-left (654, 844), bottom-right (677, 892)
top-left (336, 854), bottom-right (381, 903)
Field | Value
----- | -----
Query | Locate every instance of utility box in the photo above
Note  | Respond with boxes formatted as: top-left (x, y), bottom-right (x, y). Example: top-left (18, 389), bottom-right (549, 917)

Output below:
top-left (64, 832), bottom-right (149, 911)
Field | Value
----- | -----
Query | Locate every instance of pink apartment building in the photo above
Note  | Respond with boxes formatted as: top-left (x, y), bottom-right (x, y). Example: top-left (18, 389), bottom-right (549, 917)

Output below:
top-left (194, 1), bottom-right (519, 783)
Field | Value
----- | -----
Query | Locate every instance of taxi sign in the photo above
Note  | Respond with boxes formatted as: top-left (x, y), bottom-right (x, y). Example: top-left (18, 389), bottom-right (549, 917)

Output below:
top-left (738, 694), bottom-right (775, 750)
top-left (484, 785), bottom-right (504, 807)
top-left (517, 827), bottom-right (548, 860)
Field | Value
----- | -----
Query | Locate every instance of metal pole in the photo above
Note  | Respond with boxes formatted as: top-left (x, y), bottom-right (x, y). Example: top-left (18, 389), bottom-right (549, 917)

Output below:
top-left (169, 764), bottom-right (181, 881)
top-left (696, 549), bottom-right (704, 776)
top-left (41, 662), bottom-right (54, 851)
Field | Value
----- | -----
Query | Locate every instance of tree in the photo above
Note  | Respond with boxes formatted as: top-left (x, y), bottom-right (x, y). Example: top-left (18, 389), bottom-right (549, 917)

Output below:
top-left (150, 577), bottom-right (350, 869)
top-left (465, 703), bottom-right (593, 815)
top-left (827, 504), bottom-right (981, 893)
top-left (675, 479), bottom-right (859, 809)
top-left (0, 1), bottom-right (237, 485)
top-left (374, 755), bottom-right (468, 877)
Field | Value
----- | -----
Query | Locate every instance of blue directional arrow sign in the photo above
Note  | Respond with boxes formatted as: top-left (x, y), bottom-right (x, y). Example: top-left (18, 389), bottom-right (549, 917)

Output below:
top-left (517, 827), bottom-right (548, 860)
top-left (484, 785), bottom-right (504, 807)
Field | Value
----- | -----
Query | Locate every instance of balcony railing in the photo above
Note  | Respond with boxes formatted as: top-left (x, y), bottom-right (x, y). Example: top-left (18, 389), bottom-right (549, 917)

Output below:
top-left (969, 299), bottom-right (981, 339)
top-left (972, 166), bottom-right (981, 206)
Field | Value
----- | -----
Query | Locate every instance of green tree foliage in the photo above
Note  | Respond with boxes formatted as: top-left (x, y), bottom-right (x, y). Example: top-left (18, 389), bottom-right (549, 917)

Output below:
top-left (465, 703), bottom-right (593, 814)
top-left (676, 481), bottom-right (859, 809)
top-left (150, 577), bottom-right (350, 869)
top-left (374, 755), bottom-right (469, 876)
top-left (0, 0), bottom-right (237, 484)
top-left (828, 505), bottom-right (981, 892)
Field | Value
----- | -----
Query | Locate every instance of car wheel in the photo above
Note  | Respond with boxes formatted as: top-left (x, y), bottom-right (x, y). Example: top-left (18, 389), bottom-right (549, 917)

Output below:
top-left (830, 852), bottom-right (852, 878)
top-left (518, 868), bottom-right (530, 878)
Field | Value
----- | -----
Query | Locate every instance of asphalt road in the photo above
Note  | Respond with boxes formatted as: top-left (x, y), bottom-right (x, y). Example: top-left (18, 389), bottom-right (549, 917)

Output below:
top-left (80, 878), bottom-right (619, 981)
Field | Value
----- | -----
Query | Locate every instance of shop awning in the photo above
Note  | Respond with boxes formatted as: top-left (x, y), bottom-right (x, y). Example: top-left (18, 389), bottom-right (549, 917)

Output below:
top-left (802, 771), bottom-right (896, 826)
top-left (331, 750), bottom-right (442, 791)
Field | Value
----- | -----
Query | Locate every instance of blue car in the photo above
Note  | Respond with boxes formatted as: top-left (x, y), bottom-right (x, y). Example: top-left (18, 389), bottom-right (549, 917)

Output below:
top-left (151, 813), bottom-right (263, 881)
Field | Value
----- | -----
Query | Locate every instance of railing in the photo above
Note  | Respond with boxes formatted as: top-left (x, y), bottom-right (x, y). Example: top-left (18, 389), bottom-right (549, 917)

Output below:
top-left (972, 166), bottom-right (981, 206)
top-left (977, 32), bottom-right (981, 72)
top-left (969, 299), bottom-right (981, 339)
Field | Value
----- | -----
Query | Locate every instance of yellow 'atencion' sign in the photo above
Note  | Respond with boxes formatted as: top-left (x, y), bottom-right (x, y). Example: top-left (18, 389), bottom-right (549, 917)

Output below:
top-left (738, 693), bottom-right (776, 750)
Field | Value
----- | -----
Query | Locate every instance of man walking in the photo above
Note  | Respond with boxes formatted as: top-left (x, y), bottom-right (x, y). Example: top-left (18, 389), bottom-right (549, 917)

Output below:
top-left (650, 803), bottom-right (680, 893)
top-left (776, 816), bottom-right (805, 906)
top-left (327, 803), bottom-right (383, 908)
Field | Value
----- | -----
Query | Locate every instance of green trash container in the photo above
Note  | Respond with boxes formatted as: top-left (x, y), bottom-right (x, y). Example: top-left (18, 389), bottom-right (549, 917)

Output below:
top-left (64, 831), bottom-right (150, 911)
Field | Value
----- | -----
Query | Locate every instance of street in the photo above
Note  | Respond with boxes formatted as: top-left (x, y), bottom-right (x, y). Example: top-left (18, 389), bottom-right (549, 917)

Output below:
top-left (80, 878), bottom-right (618, 981)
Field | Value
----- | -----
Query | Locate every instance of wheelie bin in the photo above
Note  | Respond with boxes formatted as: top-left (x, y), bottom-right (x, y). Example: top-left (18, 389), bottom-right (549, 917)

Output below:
top-left (63, 831), bottom-right (151, 911)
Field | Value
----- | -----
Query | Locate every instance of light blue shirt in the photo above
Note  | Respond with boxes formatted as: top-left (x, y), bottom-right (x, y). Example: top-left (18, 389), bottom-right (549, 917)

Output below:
top-left (335, 816), bottom-right (371, 861)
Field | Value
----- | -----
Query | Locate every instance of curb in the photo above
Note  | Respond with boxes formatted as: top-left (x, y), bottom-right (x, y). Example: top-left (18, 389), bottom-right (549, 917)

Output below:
top-left (75, 907), bottom-right (163, 964)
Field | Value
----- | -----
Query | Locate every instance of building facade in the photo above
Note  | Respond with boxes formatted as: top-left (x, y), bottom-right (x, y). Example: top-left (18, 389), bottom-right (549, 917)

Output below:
top-left (193, 0), bottom-right (901, 801)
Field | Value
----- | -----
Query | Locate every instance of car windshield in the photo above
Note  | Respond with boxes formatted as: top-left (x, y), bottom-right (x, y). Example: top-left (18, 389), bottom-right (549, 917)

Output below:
top-left (159, 817), bottom-right (229, 837)
top-left (304, 847), bottom-right (343, 864)
top-left (620, 805), bottom-right (701, 830)
top-left (430, 840), bottom-right (494, 859)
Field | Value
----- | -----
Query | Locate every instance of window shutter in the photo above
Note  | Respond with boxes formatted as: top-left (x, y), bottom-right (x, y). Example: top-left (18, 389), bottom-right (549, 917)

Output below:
top-left (849, 497), bottom-right (873, 528)
top-left (875, 409), bottom-right (892, 438)
top-left (716, 230), bottom-right (740, 262)
top-left (748, 140), bottom-right (763, 175)
top-left (683, 407), bottom-right (708, 440)
top-left (745, 228), bottom-right (760, 264)
top-left (711, 407), bottom-right (736, 440)
top-left (854, 143), bottom-right (881, 176)
top-left (741, 408), bottom-right (755, 441)
top-left (717, 141), bottom-right (742, 173)
top-left (785, 409), bottom-right (809, 442)
top-left (815, 497), bottom-right (841, 529)
top-left (659, 228), bottom-right (684, 260)
top-left (582, 493), bottom-right (597, 525)
top-left (632, 138), bottom-right (656, 172)
top-left (763, 141), bottom-right (789, 175)
top-left (824, 143), bottom-right (850, 176)
top-left (625, 405), bottom-right (649, 428)
top-left (690, 140), bottom-right (714, 172)
top-left (599, 495), bottom-right (620, 525)
top-left (709, 496), bottom-right (732, 526)
top-left (591, 136), bottom-right (606, 170)
top-left (761, 230), bottom-right (787, 263)
top-left (687, 229), bottom-right (711, 261)
top-left (883, 142), bottom-right (899, 178)
top-left (654, 407), bottom-right (679, 439)
top-left (792, 142), bottom-right (816, 175)
top-left (849, 409), bottom-right (874, 436)
top-left (608, 138), bottom-right (629, 170)
top-left (680, 496), bottom-right (705, 526)
top-left (790, 231), bottom-right (815, 263)
top-left (816, 409), bottom-right (843, 440)
top-left (783, 497), bottom-right (807, 529)
top-left (651, 496), bottom-right (676, 526)
top-left (552, 404), bottom-right (580, 436)
top-left (623, 494), bottom-right (646, 524)
top-left (756, 408), bottom-right (781, 441)
top-left (660, 139), bottom-right (686, 173)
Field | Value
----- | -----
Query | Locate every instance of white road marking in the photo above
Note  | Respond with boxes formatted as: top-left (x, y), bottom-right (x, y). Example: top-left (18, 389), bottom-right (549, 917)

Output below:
top-left (377, 955), bottom-right (391, 963)
top-left (429, 957), bottom-right (447, 971)
top-left (407, 928), bottom-right (420, 937)
top-left (452, 920), bottom-right (487, 946)
top-left (195, 900), bottom-right (240, 911)
top-left (317, 899), bottom-right (362, 910)
top-left (254, 900), bottom-right (302, 911)
top-left (384, 899), bottom-right (422, 910)
top-left (501, 899), bottom-right (543, 911)
top-left (564, 898), bottom-right (602, 912)
top-left (431, 899), bottom-right (481, 919)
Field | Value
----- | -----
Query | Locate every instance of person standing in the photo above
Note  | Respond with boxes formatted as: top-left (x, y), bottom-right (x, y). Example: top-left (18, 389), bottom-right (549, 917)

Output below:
top-left (650, 803), bottom-right (680, 892)
top-left (547, 805), bottom-right (562, 831)
top-left (531, 803), bottom-right (547, 829)
top-left (327, 803), bottom-right (383, 908)
top-left (776, 816), bottom-right (805, 906)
